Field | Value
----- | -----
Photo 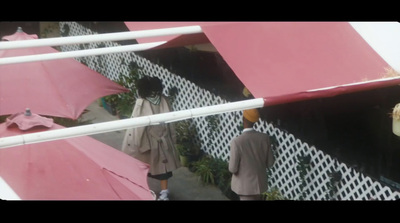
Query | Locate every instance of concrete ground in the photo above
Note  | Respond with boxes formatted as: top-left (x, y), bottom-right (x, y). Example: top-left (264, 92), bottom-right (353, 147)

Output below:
top-left (81, 101), bottom-right (229, 200)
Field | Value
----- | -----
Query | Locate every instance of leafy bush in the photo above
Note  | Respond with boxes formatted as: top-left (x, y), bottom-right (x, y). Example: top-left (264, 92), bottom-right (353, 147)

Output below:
top-left (193, 156), bottom-right (215, 185)
top-left (191, 155), bottom-right (239, 200)
top-left (175, 119), bottom-right (201, 156)
top-left (262, 187), bottom-right (286, 200)
top-left (104, 61), bottom-right (144, 118)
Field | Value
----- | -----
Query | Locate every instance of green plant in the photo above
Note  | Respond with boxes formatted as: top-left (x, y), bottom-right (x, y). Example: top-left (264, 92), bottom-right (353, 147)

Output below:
top-left (190, 155), bottom-right (239, 200)
top-left (296, 154), bottom-right (311, 200)
top-left (176, 144), bottom-right (189, 156)
top-left (212, 157), bottom-right (237, 199)
top-left (262, 187), bottom-right (286, 200)
top-left (103, 94), bottom-right (118, 115)
top-left (192, 155), bottom-right (215, 185)
top-left (60, 24), bottom-right (70, 37)
top-left (103, 61), bottom-right (144, 118)
top-left (205, 115), bottom-right (219, 147)
top-left (175, 119), bottom-right (200, 156)
top-left (325, 170), bottom-right (342, 200)
top-left (114, 91), bottom-right (135, 118)
top-left (103, 94), bottom-right (119, 107)
top-left (167, 86), bottom-right (179, 105)
top-left (116, 62), bottom-right (144, 117)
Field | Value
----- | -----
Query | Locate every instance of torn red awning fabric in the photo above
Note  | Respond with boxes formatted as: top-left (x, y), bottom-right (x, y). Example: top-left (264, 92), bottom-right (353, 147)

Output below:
top-left (125, 22), bottom-right (398, 107)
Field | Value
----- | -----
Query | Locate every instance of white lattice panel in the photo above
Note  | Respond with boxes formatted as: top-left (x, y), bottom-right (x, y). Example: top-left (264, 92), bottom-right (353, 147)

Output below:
top-left (61, 22), bottom-right (400, 200)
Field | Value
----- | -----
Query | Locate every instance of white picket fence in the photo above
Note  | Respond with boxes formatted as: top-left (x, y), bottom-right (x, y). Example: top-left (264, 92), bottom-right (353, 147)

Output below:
top-left (59, 22), bottom-right (400, 200)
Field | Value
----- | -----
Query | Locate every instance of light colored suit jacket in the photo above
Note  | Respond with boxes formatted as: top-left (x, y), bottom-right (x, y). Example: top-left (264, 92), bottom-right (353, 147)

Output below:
top-left (229, 129), bottom-right (275, 195)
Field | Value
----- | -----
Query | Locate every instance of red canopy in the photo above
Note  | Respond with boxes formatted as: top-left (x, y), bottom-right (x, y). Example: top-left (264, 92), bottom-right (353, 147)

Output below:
top-left (0, 111), bottom-right (154, 200)
top-left (125, 22), bottom-right (400, 106)
top-left (0, 28), bottom-right (128, 119)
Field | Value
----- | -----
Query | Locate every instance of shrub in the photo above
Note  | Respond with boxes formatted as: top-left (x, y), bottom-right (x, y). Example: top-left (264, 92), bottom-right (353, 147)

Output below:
top-left (191, 155), bottom-right (239, 200)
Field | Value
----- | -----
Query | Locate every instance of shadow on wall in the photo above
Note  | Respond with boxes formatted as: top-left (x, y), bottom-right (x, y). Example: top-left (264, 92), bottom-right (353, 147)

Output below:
top-left (261, 85), bottom-right (400, 184)
top-left (136, 47), bottom-right (246, 102)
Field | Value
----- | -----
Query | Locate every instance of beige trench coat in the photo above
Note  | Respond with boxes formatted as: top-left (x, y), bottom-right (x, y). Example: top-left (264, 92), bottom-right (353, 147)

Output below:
top-left (122, 96), bottom-right (181, 175)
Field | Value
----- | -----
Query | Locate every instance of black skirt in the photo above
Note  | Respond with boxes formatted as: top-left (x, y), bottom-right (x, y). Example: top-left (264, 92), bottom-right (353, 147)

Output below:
top-left (148, 171), bottom-right (173, 180)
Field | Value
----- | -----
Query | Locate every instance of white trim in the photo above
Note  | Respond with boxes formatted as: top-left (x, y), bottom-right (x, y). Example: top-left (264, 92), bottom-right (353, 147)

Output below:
top-left (0, 25), bottom-right (203, 49)
top-left (0, 41), bottom-right (166, 65)
top-left (0, 98), bottom-right (265, 149)
top-left (306, 76), bottom-right (400, 92)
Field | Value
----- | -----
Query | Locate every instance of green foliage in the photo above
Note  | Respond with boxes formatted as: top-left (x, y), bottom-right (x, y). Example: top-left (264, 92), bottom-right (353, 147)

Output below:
top-left (212, 157), bottom-right (238, 200)
top-left (104, 61), bottom-right (144, 118)
top-left (191, 155), bottom-right (239, 200)
top-left (193, 156), bottom-right (215, 185)
top-left (205, 115), bottom-right (219, 147)
top-left (103, 94), bottom-right (119, 106)
top-left (166, 86), bottom-right (179, 105)
top-left (60, 24), bottom-right (70, 37)
top-left (114, 91), bottom-right (135, 118)
top-left (262, 187), bottom-right (286, 200)
top-left (296, 154), bottom-right (311, 200)
top-left (117, 62), bottom-right (144, 117)
top-left (325, 170), bottom-right (342, 200)
top-left (176, 144), bottom-right (189, 156)
top-left (175, 119), bottom-right (200, 156)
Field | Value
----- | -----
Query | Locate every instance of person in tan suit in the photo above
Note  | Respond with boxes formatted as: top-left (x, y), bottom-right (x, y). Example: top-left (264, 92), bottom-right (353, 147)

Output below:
top-left (122, 76), bottom-right (180, 201)
top-left (229, 108), bottom-right (275, 200)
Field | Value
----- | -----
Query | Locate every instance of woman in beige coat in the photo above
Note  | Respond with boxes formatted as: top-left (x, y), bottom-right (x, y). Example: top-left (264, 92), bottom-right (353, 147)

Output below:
top-left (122, 76), bottom-right (180, 200)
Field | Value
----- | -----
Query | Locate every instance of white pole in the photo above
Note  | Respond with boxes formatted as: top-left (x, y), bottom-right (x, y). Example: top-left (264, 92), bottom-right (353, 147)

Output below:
top-left (0, 41), bottom-right (166, 65)
top-left (0, 98), bottom-right (265, 149)
top-left (0, 25), bottom-right (203, 50)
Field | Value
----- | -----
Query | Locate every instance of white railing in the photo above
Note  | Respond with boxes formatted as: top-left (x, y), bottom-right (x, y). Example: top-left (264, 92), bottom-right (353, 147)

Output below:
top-left (60, 22), bottom-right (400, 200)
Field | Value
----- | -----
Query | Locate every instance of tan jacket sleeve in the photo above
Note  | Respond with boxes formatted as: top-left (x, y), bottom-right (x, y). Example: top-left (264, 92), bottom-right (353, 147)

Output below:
top-left (132, 99), bottom-right (149, 152)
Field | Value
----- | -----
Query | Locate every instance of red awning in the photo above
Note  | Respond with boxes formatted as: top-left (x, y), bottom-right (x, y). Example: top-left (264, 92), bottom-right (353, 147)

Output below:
top-left (125, 22), bottom-right (400, 106)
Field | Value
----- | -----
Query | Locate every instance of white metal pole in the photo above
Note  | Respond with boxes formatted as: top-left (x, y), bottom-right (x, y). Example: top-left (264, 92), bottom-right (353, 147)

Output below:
top-left (0, 41), bottom-right (166, 65)
top-left (0, 98), bottom-right (265, 149)
top-left (0, 25), bottom-right (203, 50)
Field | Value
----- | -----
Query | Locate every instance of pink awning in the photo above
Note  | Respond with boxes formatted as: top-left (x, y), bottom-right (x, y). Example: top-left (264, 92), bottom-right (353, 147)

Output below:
top-left (0, 28), bottom-right (128, 119)
top-left (125, 22), bottom-right (400, 106)
top-left (0, 112), bottom-right (154, 200)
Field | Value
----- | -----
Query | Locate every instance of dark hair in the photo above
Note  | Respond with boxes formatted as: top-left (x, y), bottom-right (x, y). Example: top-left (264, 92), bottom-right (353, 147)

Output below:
top-left (136, 76), bottom-right (163, 98)
top-left (149, 76), bottom-right (163, 95)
